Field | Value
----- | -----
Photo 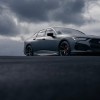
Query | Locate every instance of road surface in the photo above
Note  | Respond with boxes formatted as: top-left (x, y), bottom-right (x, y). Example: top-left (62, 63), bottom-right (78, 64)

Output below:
top-left (0, 56), bottom-right (100, 100)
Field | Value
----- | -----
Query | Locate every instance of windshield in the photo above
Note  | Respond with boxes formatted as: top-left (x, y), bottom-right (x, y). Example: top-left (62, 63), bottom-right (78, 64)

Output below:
top-left (53, 27), bottom-right (86, 36)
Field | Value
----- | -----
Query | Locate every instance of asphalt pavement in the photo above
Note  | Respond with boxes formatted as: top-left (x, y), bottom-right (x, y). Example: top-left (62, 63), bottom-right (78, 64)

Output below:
top-left (0, 56), bottom-right (100, 100)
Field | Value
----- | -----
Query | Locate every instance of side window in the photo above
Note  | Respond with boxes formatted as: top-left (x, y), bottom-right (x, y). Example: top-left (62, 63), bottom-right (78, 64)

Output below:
top-left (46, 29), bottom-right (55, 36)
top-left (57, 31), bottom-right (62, 34)
top-left (37, 30), bottom-right (45, 37)
top-left (33, 33), bottom-right (38, 38)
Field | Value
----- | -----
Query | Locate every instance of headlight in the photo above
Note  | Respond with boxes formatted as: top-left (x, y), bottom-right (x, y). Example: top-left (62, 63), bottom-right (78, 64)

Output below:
top-left (72, 37), bottom-right (88, 41)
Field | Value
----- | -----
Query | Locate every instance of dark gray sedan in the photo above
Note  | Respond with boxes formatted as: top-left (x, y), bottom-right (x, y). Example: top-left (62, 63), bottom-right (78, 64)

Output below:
top-left (24, 27), bottom-right (100, 56)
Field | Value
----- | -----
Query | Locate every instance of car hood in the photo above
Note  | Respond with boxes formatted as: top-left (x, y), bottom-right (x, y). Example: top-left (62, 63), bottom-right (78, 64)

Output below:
top-left (75, 35), bottom-right (100, 39)
top-left (61, 33), bottom-right (100, 39)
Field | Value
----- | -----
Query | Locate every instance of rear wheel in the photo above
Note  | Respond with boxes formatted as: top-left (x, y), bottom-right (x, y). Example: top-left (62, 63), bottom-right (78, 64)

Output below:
top-left (26, 45), bottom-right (34, 56)
top-left (58, 41), bottom-right (71, 56)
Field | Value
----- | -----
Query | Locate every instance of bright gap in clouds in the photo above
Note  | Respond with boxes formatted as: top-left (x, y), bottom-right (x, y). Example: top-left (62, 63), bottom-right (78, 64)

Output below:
top-left (80, 0), bottom-right (100, 36)
top-left (0, 36), bottom-right (24, 56)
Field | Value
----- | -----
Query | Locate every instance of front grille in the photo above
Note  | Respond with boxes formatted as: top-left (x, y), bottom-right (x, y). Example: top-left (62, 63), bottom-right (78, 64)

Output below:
top-left (89, 39), bottom-right (100, 50)
top-left (75, 43), bottom-right (90, 51)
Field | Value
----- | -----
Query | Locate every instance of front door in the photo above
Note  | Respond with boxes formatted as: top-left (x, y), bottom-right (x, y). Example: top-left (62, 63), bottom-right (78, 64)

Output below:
top-left (43, 28), bottom-right (58, 51)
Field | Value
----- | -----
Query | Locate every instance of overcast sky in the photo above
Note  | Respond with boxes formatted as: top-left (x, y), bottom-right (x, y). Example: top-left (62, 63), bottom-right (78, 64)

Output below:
top-left (0, 0), bottom-right (100, 56)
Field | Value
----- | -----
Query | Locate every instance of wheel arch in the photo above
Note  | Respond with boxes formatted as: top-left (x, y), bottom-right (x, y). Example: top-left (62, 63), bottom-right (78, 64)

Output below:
top-left (25, 44), bottom-right (32, 49)
top-left (25, 44), bottom-right (32, 55)
top-left (57, 39), bottom-right (71, 56)
top-left (58, 39), bottom-right (71, 49)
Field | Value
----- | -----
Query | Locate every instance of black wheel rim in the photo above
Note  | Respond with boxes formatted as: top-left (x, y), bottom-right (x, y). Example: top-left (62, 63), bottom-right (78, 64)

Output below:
top-left (26, 46), bottom-right (33, 56)
top-left (59, 43), bottom-right (69, 56)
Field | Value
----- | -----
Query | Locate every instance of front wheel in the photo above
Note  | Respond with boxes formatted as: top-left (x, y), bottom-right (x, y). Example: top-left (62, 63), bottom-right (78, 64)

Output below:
top-left (26, 45), bottom-right (34, 56)
top-left (58, 41), bottom-right (71, 56)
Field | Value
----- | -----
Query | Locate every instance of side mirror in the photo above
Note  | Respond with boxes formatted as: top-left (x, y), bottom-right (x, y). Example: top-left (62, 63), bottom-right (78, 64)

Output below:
top-left (47, 33), bottom-right (54, 37)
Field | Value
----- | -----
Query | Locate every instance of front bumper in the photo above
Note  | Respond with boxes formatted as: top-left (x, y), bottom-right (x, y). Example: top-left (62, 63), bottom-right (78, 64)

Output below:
top-left (74, 38), bottom-right (100, 52)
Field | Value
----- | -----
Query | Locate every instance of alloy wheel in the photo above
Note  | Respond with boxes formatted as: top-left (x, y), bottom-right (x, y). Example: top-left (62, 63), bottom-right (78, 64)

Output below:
top-left (59, 41), bottom-right (70, 56)
top-left (26, 45), bottom-right (33, 56)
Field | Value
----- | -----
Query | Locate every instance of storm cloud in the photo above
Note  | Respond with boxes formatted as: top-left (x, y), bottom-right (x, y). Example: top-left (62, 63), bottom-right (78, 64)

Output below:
top-left (0, 1), bottom-right (21, 36)
top-left (0, 13), bottom-right (20, 36)
top-left (1, 0), bottom-right (87, 24)
top-left (0, 0), bottom-right (99, 36)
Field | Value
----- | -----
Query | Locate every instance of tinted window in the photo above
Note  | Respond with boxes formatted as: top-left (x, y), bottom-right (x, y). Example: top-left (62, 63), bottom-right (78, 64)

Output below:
top-left (54, 27), bottom-right (85, 36)
top-left (37, 30), bottom-right (45, 37)
top-left (46, 29), bottom-right (55, 36)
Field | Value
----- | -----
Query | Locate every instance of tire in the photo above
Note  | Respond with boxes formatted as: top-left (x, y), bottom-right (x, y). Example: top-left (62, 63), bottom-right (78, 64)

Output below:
top-left (26, 45), bottom-right (34, 56)
top-left (58, 41), bottom-right (71, 56)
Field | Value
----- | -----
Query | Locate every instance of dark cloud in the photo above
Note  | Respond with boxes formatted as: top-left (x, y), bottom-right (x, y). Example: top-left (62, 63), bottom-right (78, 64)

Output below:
top-left (0, 2), bottom-right (4, 13)
top-left (0, 0), bottom-right (98, 37)
top-left (0, 1), bottom-right (21, 36)
top-left (51, 0), bottom-right (85, 24)
top-left (0, 13), bottom-right (20, 36)
top-left (1, 0), bottom-right (88, 24)
top-left (8, 0), bottom-right (59, 22)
